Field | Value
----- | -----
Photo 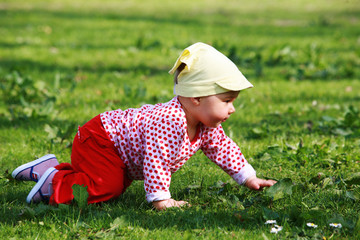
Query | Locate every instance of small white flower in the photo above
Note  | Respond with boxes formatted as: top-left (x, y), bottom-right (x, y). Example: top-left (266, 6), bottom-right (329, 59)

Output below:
top-left (306, 222), bottom-right (318, 228)
top-left (270, 225), bottom-right (283, 234)
top-left (329, 223), bottom-right (342, 228)
top-left (265, 220), bottom-right (277, 225)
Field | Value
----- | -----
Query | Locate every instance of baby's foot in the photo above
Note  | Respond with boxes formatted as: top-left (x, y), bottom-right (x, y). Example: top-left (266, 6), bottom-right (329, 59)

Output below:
top-left (26, 167), bottom-right (58, 203)
top-left (12, 154), bottom-right (59, 182)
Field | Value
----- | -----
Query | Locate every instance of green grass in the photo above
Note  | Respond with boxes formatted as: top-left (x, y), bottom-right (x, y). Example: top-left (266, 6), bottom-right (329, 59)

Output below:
top-left (1, 0), bottom-right (360, 239)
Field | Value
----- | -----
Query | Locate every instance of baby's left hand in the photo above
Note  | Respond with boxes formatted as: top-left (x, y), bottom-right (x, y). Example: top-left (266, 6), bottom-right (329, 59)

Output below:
top-left (245, 175), bottom-right (277, 190)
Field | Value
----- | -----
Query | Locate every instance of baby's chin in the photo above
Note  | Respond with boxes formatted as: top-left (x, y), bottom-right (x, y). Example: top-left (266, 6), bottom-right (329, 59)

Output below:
top-left (204, 122), bottom-right (222, 128)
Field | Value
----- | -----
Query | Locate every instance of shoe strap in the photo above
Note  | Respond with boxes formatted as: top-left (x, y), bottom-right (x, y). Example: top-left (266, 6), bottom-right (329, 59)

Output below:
top-left (38, 184), bottom-right (51, 202)
top-left (30, 167), bottom-right (40, 182)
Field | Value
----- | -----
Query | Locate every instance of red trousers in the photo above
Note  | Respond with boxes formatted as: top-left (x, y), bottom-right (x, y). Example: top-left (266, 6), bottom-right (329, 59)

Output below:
top-left (50, 115), bottom-right (132, 205)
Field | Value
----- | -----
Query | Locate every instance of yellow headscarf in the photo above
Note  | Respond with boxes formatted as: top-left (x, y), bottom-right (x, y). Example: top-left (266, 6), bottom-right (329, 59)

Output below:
top-left (169, 42), bottom-right (253, 97)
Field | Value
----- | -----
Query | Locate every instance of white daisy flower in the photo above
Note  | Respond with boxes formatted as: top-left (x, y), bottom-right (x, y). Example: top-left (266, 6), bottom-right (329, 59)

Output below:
top-left (306, 222), bottom-right (318, 228)
top-left (270, 225), bottom-right (283, 234)
top-left (265, 220), bottom-right (277, 225)
top-left (329, 223), bottom-right (342, 228)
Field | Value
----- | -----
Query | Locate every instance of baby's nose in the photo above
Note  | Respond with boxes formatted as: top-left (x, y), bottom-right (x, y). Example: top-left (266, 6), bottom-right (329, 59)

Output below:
top-left (229, 104), bottom-right (235, 114)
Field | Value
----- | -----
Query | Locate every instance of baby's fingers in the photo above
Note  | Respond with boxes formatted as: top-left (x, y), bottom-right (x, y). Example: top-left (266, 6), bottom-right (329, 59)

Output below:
top-left (262, 179), bottom-right (277, 187)
top-left (177, 200), bottom-right (191, 207)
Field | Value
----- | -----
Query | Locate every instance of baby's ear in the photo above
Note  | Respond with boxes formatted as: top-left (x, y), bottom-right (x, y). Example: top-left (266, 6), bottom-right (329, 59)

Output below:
top-left (190, 97), bottom-right (201, 106)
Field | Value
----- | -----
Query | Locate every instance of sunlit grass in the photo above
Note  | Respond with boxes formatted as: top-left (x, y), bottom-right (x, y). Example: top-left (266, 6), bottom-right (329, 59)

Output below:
top-left (0, 0), bottom-right (359, 239)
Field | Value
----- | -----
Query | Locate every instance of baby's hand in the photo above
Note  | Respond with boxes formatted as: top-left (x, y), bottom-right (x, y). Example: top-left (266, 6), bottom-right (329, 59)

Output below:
top-left (152, 198), bottom-right (189, 210)
top-left (245, 175), bottom-right (277, 190)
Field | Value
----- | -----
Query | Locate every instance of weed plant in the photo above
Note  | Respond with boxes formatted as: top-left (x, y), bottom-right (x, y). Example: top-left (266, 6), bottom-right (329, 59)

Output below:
top-left (0, 0), bottom-right (360, 239)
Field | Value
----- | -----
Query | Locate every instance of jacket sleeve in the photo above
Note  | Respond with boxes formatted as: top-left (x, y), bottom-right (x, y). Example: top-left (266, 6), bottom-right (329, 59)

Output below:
top-left (200, 126), bottom-right (256, 185)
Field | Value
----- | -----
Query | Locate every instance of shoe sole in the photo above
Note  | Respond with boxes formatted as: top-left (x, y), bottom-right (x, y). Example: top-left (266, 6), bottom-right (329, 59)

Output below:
top-left (12, 154), bottom-right (57, 179)
top-left (26, 167), bottom-right (57, 203)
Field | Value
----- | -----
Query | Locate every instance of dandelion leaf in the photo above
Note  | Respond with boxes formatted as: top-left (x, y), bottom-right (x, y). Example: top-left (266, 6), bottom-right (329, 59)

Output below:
top-left (265, 178), bottom-right (293, 201)
top-left (345, 190), bottom-right (360, 201)
top-left (332, 128), bottom-right (353, 136)
top-left (345, 172), bottom-right (360, 185)
top-left (262, 207), bottom-right (280, 220)
top-left (44, 124), bottom-right (59, 140)
top-left (309, 172), bottom-right (326, 185)
top-left (112, 216), bottom-right (129, 229)
top-left (72, 184), bottom-right (89, 208)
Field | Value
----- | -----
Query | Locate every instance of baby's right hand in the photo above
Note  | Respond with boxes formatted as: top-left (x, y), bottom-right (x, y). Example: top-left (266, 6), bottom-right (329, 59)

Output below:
top-left (245, 175), bottom-right (277, 190)
top-left (152, 199), bottom-right (189, 210)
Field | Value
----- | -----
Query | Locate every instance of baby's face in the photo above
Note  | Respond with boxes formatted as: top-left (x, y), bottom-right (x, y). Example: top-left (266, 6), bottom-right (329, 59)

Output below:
top-left (195, 91), bottom-right (239, 128)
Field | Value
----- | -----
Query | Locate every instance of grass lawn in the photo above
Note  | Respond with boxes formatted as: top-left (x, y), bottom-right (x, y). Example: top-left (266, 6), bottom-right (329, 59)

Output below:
top-left (1, 0), bottom-right (360, 239)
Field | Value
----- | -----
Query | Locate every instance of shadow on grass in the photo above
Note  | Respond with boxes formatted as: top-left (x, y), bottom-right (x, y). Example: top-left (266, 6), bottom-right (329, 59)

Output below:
top-left (236, 106), bottom-right (360, 140)
top-left (0, 178), bottom-right (257, 231)
top-left (1, 177), bottom-right (357, 236)
top-left (0, 115), bottom-right (79, 131)
top-left (1, 7), bottom-right (356, 38)
top-left (0, 8), bottom-right (203, 29)
top-left (0, 58), bottom-right (167, 77)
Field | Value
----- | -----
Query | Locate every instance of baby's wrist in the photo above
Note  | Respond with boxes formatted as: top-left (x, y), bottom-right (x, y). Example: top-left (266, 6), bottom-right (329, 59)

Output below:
top-left (243, 175), bottom-right (257, 186)
top-left (152, 199), bottom-right (171, 210)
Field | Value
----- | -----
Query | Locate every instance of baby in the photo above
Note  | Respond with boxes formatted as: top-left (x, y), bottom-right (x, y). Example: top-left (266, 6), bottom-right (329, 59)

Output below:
top-left (12, 42), bottom-right (276, 210)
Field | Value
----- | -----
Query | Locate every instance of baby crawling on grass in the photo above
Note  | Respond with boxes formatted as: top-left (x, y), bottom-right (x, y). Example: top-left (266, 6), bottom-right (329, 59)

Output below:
top-left (12, 42), bottom-right (276, 210)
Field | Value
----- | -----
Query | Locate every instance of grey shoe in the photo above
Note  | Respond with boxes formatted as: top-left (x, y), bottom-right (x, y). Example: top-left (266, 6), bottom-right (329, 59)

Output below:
top-left (26, 167), bottom-right (58, 203)
top-left (12, 154), bottom-right (58, 182)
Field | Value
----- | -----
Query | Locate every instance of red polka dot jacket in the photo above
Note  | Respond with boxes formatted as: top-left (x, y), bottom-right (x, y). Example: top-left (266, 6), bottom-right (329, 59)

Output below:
top-left (100, 96), bottom-right (256, 202)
